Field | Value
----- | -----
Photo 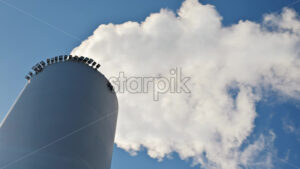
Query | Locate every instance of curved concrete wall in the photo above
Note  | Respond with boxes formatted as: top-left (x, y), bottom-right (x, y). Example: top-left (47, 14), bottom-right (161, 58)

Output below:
top-left (0, 61), bottom-right (118, 169)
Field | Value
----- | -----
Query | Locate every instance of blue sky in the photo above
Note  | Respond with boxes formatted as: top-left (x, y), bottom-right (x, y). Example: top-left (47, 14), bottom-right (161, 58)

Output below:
top-left (0, 0), bottom-right (300, 169)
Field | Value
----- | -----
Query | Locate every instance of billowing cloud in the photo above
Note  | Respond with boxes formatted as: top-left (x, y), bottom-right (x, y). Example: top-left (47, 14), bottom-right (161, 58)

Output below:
top-left (71, 0), bottom-right (300, 168)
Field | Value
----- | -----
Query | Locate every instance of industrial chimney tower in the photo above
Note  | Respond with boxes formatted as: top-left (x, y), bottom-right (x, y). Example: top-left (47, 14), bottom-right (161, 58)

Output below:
top-left (0, 55), bottom-right (118, 169)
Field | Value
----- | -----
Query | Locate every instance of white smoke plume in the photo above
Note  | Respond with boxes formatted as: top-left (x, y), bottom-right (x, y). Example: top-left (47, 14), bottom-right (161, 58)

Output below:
top-left (71, 0), bottom-right (300, 168)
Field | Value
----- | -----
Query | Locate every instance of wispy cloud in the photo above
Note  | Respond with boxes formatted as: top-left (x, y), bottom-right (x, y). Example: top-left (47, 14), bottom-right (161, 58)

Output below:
top-left (282, 118), bottom-right (300, 141)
